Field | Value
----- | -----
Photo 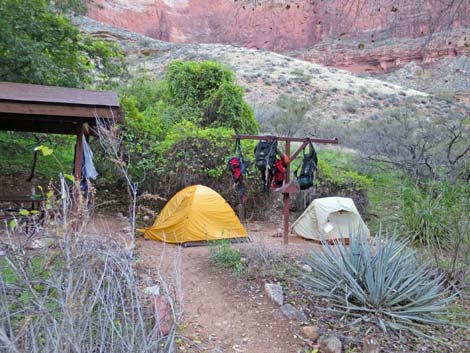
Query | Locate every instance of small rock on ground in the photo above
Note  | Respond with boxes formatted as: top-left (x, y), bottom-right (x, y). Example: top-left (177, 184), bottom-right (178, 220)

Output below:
top-left (27, 238), bottom-right (51, 250)
top-left (318, 335), bottom-right (342, 353)
top-left (264, 283), bottom-right (283, 306)
top-left (300, 264), bottom-right (312, 272)
top-left (144, 285), bottom-right (160, 296)
top-left (363, 335), bottom-right (380, 353)
top-left (301, 326), bottom-right (319, 342)
top-left (280, 304), bottom-right (308, 323)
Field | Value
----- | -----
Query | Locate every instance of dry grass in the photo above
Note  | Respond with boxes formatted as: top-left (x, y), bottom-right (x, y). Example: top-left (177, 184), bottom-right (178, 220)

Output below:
top-left (0, 174), bottom-right (182, 353)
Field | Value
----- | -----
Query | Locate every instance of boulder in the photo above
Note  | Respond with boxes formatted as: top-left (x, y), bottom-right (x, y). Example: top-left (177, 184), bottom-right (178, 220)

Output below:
top-left (264, 283), bottom-right (283, 306)
top-left (318, 335), bottom-right (342, 353)
top-left (152, 295), bottom-right (172, 336)
top-left (27, 238), bottom-right (51, 250)
top-left (278, 75), bottom-right (288, 86)
top-left (280, 304), bottom-right (308, 323)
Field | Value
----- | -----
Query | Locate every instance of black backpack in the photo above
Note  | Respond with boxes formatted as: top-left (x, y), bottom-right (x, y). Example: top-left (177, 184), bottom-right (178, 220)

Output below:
top-left (254, 139), bottom-right (278, 188)
top-left (295, 140), bottom-right (318, 190)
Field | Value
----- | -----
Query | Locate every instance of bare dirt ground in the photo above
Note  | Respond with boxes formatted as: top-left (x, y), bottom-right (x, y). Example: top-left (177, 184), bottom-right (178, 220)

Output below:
top-left (136, 220), bottom-right (319, 353)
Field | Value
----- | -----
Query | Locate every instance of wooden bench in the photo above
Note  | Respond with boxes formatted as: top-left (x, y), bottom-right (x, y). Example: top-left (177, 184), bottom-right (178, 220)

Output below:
top-left (0, 195), bottom-right (46, 232)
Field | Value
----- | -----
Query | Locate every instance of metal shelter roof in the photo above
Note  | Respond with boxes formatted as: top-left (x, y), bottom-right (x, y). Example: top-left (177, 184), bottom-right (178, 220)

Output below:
top-left (0, 82), bottom-right (123, 135)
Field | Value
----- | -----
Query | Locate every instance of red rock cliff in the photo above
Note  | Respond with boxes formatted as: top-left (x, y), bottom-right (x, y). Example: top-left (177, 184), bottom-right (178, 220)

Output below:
top-left (87, 0), bottom-right (470, 71)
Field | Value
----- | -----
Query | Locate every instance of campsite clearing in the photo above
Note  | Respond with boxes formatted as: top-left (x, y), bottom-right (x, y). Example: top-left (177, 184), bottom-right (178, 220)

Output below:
top-left (90, 213), bottom-right (314, 352)
top-left (135, 219), bottom-right (316, 353)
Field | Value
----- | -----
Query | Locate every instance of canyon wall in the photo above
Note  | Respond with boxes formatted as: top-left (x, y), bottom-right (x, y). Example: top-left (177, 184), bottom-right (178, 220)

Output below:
top-left (87, 0), bottom-right (470, 72)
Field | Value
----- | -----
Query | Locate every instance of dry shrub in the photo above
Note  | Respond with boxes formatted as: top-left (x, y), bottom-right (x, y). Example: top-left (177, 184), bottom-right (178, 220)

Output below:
top-left (0, 230), bottom-right (180, 353)
top-left (0, 179), bottom-right (181, 353)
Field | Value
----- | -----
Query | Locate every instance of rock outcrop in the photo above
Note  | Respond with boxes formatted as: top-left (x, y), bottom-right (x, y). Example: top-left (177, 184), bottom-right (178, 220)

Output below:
top-left (86, 0), bottom-right (470, 72)
top-left (294, 28), bottom-right (470, 73)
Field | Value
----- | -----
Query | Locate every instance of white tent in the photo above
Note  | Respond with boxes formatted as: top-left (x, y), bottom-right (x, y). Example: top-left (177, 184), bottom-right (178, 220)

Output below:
top-left (291, 197), bottom-right (369, 242)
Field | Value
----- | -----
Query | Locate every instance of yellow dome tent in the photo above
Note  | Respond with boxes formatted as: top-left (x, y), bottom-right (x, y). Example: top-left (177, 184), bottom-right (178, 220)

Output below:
top-left (138, 185), bottom-right (248, 245)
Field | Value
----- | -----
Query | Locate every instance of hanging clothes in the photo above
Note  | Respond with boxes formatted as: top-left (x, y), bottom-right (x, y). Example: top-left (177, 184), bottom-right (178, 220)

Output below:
top-left (82, 137), bottom-right (98, 180)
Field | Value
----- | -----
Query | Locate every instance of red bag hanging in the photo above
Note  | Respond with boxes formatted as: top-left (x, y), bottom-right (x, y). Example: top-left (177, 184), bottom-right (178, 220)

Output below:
top-left (228, 157), bottom-right (243, 183)
top-left (272, 158), bottom-right (286, 188)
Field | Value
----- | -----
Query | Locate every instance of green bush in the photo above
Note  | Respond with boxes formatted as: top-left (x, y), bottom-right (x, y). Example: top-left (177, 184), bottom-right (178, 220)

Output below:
top-left (209, 239), bottom-right (246, 276)
top-left (401, 180), bottom-right (470, 283)
top-left (317, 159), bottom-right (373, 193)
top-left (166, 60), bottom-right (234, 106)
top-left (118, 62), bottom-right (259, 197)
top-left (299, 231), bottom-right (458, 341)
top-left (165, 60), bottom-right (258, 133)
top-left (155, 121), bottom-right (233, 194)
top-left (402, 181), bottom-right (469, 246)
top-left (204, 82), bottom-right (257, 133)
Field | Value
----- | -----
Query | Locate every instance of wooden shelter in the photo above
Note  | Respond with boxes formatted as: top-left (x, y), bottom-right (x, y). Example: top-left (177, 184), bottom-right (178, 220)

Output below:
top-left (0, 81), bottom-right (123, 184)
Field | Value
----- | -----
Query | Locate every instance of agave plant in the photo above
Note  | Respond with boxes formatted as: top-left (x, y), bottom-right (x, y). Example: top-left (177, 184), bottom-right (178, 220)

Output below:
top-left (300, 231), bottom-right (460, 339)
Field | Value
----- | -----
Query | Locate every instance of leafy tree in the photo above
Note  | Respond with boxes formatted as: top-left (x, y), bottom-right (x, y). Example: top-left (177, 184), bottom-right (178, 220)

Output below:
top-left (166, 60), bottom-right (258, 133)
top-left (0, 0), bottom-right (124, 88)
top-left (118, 62), bottom-right (259, 199)
top-left (0, 0), bottom-right (125, 180)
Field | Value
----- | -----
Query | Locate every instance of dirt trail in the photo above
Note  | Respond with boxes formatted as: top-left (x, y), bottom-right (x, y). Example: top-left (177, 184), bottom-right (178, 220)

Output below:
top-left (136, 223), bottom-right (317, 353)
top-left (89, 214), bottom-right (314, 352)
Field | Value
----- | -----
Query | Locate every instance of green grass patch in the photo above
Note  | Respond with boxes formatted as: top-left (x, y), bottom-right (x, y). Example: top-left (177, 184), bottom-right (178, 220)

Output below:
top-left (366, 170), bottom-right (406, 234)
top-left (209, 239), bottom-right (247, 276)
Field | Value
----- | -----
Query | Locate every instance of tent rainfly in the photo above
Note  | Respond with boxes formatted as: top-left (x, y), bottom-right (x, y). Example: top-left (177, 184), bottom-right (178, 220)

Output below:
top-left (138, 185), bottom-right (248, 245)
top-left (291, 197), bottom-right (369, 242)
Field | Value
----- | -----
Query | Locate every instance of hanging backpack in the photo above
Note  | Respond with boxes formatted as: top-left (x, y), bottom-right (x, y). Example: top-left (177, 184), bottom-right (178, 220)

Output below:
top-left (228, 138), bottom-right (247, 203)
top-left (295, 140), bottom-right (318, 190)
top-left (272, 158), bottom-right (286, 188)
top-left (228, 138), bottom-right (248, 183)
top-left (254, 139), bottom-right (278, 189)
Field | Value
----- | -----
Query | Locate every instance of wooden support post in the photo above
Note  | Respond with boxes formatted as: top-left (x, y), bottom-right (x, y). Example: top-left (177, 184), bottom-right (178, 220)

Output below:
top-left (283, 140), bottom-right (291, 245)
top-left (73, 124), bottom-right (84, 203)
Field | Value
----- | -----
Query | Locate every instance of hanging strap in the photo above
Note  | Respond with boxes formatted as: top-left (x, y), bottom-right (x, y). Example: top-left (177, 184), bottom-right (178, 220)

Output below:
top-left (295, 139), bottom-right (317, 177)
top-left (303, 139), bottom-right (314, 157)
top-left (234, 137), bottom-right (246, 159)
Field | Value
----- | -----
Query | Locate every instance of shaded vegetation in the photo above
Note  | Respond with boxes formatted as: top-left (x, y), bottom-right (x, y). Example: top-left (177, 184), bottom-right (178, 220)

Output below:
top-left (0, 0), bottom-right (125, 88)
